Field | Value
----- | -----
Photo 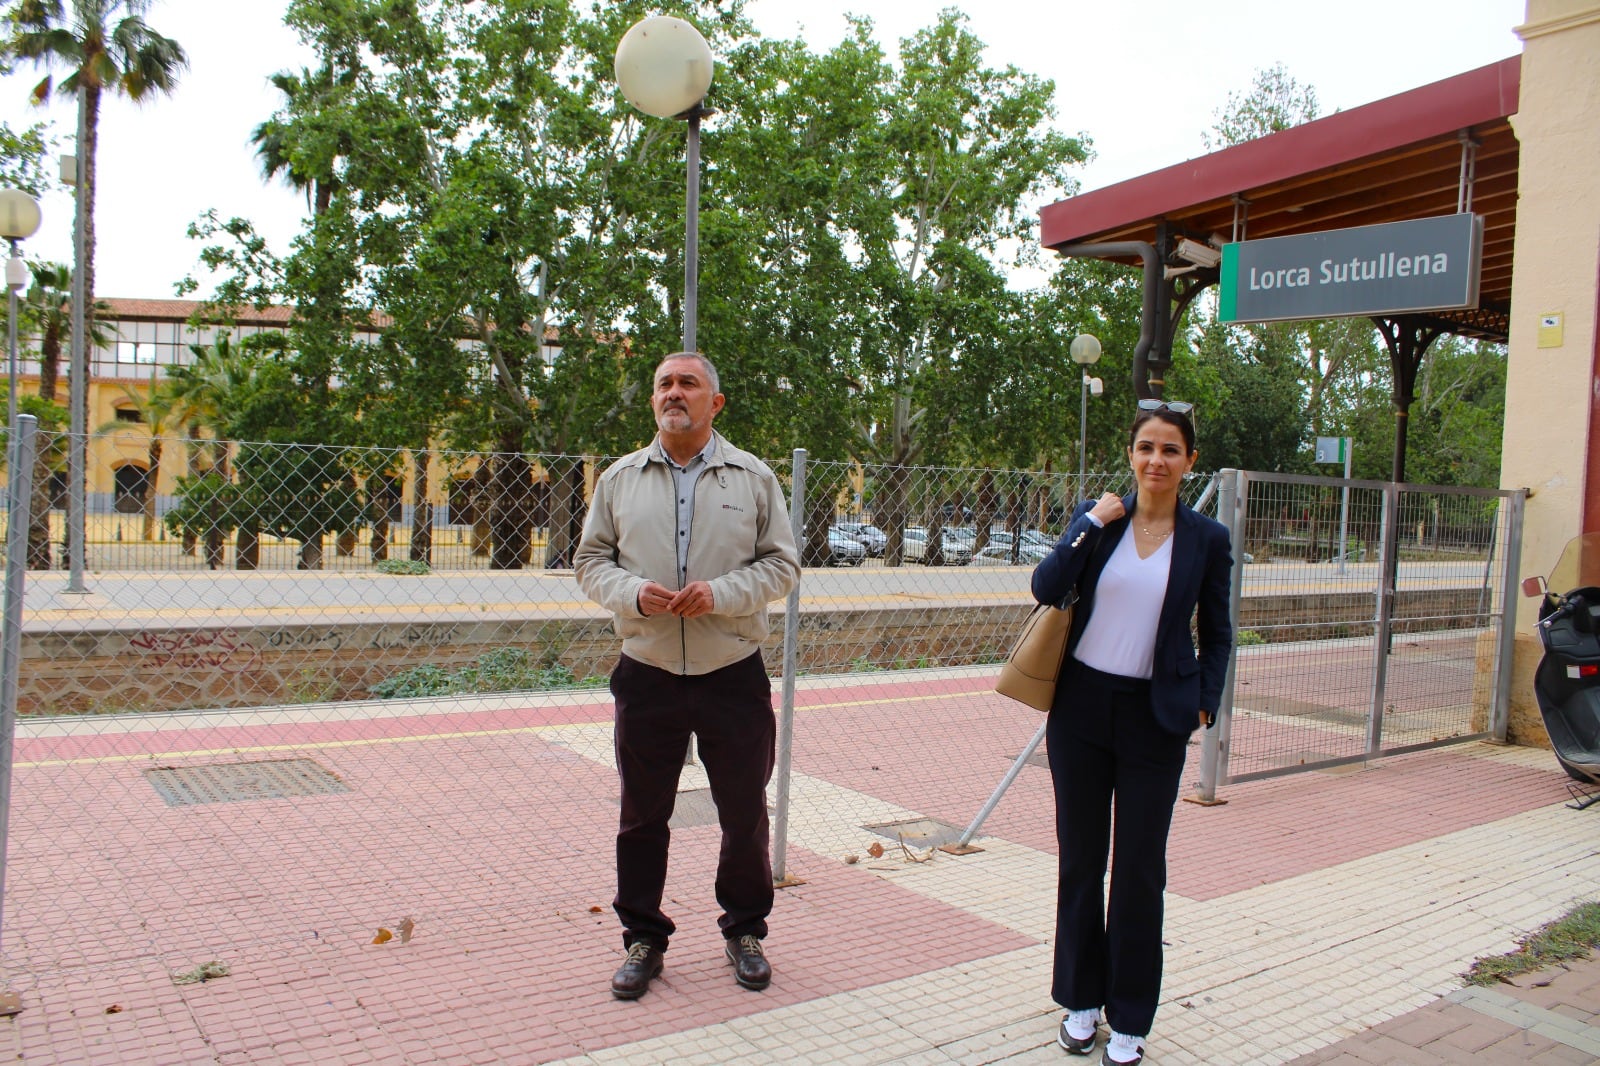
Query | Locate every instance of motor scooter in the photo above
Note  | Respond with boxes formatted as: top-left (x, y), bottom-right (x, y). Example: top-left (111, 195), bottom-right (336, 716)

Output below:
top-left (1523, 531), bottom-right (1600, 808)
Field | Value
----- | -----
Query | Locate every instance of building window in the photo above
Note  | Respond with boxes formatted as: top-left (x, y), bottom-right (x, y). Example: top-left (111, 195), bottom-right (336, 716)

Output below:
top-left (114, 407), bottom-right (144, 423)
top-left (113, 465), bottom-right (150, 514)
top-left (116, 341), bottom-right (155, 364)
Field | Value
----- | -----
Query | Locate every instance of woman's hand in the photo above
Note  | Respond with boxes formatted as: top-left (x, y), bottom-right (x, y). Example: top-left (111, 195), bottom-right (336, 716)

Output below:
top-left (1089, 493), bottom-right (1125, 526)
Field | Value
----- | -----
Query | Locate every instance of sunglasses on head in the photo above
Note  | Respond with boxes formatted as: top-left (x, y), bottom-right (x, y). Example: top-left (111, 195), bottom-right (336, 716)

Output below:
top-left (1136, 398), bottom-right (1195, 415)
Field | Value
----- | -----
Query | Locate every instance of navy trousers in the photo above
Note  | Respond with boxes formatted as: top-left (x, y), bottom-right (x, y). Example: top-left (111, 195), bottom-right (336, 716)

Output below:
top-left (610, 651), bottom-right (775, 952)
top-left (1047, 659), bottom-right (1190, 1037)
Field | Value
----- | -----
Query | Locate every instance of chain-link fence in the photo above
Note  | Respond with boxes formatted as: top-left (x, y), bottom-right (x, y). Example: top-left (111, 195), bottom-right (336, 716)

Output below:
top-left (0, 428), bottom-right (1170, 1008)
top-left (0, 428), bottom-right (1518, 1054)
top-left (1200, 470), bottom-right (1523, 789)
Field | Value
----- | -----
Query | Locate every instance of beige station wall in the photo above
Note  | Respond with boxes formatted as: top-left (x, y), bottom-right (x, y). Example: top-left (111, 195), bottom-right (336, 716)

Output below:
top-left (1504, 0), bottom-right (1600, 625)
top-left (1500, 0), bottom-right (1600, 742)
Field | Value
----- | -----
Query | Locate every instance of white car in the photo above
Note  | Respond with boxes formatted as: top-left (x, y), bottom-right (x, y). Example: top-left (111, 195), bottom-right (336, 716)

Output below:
top-left (834, 521), bottom-right (888, 556)
top-left (972, 531), bottom-right (1049, 563)
top-left (901, 527), bottom-right (973, 565)
top-left (826, 527), bottom-right (868, 566)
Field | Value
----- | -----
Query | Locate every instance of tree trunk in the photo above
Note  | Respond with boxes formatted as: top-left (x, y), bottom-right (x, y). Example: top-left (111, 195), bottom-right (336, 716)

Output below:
top-left (26, 319), bottom-right (61, 569)
top-left (298, 537), bottom-right (323, 571)
top-left (879, 464), bottom-right (910, 567)
top-left (26, 444), bottom-right (53, 570)
top-left (409, 450), bottom-right (433, 567)
top-left (543, 460), bottom-right (587, 569)
top-left (469, 465), bottom-right (491, 557)
top-left (972, 471), bottom-right (998, 554)
top-left (236, 521), bottom-right (260, 570)
top-left (371, 519), bottom-right (389, 561)
top-left (203, 525), bottom-right (225, 569)
top-left (803, 492), bottom-right (831, 567)
top-left (141, 440), bottom-right (161, 541)
top-left (181, 427), bottom-right (203, 556)
top-left (489, 446), bottom-right (532, 570)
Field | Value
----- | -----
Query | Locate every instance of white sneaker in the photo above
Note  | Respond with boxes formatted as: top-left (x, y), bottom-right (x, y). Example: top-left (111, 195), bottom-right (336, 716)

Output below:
top-left (1057, 1008), bottom-right (1099, 1054)
top-left (1102, 1030), bottom-right (1145, 1065)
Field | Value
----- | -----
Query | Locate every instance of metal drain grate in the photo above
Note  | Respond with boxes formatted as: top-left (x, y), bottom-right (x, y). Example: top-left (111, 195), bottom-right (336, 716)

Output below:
top-left (862, 817), bottom-right (965, 848)
top-left (145, 759), bottom-right (350, 807)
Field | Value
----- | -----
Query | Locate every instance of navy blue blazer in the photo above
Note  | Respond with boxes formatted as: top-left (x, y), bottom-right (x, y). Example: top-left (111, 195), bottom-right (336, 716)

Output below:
top-left (1030, 493), bottom-right (1234, 735)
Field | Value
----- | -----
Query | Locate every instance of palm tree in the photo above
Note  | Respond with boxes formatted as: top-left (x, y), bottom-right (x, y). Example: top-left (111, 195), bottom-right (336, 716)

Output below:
top-left (251, 63), bottom-right (354, 217)
top-left (164, 334), bottom-right (257, 567)
top-left (95, 370), bottom-right (178, 541)
top-left (16, 261), bottom-right (109, 568)
top-left (7, 0), bottom-right (187, 419)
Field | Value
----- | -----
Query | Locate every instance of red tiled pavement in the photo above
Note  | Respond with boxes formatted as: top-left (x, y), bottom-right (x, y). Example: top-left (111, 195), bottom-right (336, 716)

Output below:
top-left (0, 669), bottom-right (1584, 1063)
top-left (1287, 953), bottom-right (1600, 1065)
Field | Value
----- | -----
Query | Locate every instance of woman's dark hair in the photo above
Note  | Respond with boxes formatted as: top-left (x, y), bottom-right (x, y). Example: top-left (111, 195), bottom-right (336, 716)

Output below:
top-left (1128, 406), bottom-right (1196, 455)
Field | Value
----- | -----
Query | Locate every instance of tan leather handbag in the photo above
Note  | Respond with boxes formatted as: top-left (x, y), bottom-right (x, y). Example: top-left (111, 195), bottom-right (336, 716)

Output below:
top-left (994, 597), bottom-right (1075, 711)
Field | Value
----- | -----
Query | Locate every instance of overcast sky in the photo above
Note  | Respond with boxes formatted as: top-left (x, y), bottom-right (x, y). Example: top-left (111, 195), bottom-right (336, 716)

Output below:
top-left (0, 0), bottom-right (1527, 299)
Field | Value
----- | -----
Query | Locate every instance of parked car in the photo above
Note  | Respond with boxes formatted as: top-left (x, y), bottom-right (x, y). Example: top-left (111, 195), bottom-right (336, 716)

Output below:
top-left (975, 532), bottom-right (1051, 565)
top-left (833, 521), bottom-right (887, 556)
top-left (1019, 529), bottom-right (1056, 551)
top-left (826, 527), bottom-right (867, 566)
top-left (901, 527), bottom-right (973, 565)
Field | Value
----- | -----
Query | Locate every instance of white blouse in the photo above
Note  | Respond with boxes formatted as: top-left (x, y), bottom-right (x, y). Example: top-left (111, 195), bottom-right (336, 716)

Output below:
top-left (1072, 529), bottom-right (1172, 680)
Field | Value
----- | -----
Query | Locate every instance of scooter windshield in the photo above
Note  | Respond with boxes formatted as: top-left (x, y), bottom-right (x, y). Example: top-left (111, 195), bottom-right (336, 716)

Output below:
top-left (1548, 532), bottom-right (1600, 595)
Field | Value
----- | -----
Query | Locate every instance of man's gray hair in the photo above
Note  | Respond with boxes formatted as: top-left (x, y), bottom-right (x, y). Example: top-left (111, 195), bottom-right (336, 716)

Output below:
top-left (656, 351), bottom-right (720, 394)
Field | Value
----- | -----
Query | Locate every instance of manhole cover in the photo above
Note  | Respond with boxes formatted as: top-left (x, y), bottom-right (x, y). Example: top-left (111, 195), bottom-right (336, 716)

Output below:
top-left (145, 759), bottom-right (350, 807)
top-left (861, 817), bottom-right (964, 848)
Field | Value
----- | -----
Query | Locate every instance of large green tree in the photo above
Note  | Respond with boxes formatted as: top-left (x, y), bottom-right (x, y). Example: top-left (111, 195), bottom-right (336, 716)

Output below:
top-left (190, 3), bottom-right (1093, 569)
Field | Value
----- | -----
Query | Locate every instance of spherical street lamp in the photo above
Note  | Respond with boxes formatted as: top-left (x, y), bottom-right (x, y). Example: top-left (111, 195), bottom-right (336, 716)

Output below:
top-left (615, 16), bottom-right (714, 353)
top-left (1069, 333), bottom-right (1103, 503)
top-left (615, 16), bottom-right (713, 119)
top-left (0, 188), bottom-right (42, 432)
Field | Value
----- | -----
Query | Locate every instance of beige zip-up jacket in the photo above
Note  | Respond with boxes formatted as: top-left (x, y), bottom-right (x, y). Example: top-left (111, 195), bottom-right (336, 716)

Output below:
top-left (574, 432), bottom-right (801, 676)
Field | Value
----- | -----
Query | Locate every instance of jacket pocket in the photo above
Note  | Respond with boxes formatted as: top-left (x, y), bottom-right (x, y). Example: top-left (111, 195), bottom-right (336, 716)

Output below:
top-left (731, 612), bottom-right (768, 643)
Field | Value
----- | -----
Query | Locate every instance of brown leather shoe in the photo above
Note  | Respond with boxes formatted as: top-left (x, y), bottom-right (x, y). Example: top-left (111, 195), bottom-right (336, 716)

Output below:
top-left (610, 942), bottom-right (663, 1000)
top-left (725, 934), bottom-right (771, 990)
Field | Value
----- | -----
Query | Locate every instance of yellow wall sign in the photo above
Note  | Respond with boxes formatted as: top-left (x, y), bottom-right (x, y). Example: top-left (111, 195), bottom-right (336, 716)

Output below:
top-left (1538, 313), bottom-right (1564, 348)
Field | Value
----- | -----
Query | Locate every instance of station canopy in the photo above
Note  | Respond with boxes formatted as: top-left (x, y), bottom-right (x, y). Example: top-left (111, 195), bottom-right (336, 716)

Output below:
top-left (1039, 56), bottom-right (1519, 344)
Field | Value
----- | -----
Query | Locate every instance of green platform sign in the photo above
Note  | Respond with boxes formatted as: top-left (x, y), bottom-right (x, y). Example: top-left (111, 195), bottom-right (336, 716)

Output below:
top-left (1219, 213), bottom-right (1482, 323)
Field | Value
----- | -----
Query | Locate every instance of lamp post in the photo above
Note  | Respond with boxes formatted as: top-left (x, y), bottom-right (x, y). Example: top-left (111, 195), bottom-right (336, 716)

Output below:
top-left (0, 190), bottom-right (41, 434)
top-left (1069, 333), bottom-right (1103, 503)
top-left (615, 15), bottom-right (714, 353)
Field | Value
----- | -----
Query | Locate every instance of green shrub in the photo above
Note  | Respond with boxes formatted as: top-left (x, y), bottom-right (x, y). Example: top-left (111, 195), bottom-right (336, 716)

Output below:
top-left (374, 559), bottom-right (431, 575)
top-left (1466, 902), bottom-right (1600, 986)
top-left (1237, 629), bottom-right (1267, 646)
top-left (369, 648), bottom-right (604, 699)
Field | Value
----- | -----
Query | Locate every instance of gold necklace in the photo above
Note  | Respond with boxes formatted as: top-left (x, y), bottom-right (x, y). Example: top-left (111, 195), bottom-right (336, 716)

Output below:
top-left (1140, 524), bottom-right (1172, 540)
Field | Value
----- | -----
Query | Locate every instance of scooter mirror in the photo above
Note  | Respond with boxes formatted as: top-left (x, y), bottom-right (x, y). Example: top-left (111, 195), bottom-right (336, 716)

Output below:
top-left (1522, 575), bottom-right (1547, 598)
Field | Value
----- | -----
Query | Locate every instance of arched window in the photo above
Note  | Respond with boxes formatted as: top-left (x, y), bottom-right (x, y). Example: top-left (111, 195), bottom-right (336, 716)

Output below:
top-left (113, 465), bottom-right (150, 514)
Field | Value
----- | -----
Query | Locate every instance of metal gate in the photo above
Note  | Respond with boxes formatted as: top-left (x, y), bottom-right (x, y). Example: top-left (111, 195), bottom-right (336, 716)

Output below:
top-left (1197, 470), bottom-right (1525, 793)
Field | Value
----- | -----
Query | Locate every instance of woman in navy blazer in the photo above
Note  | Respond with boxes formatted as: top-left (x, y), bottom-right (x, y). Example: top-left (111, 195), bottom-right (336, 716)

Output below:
top-left (1030, 402), bottom-right (1232, 1065)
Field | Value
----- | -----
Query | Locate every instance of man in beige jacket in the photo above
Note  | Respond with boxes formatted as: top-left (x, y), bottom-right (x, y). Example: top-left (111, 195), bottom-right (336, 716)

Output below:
top-left (575, 352), bottom-right (801, 1001)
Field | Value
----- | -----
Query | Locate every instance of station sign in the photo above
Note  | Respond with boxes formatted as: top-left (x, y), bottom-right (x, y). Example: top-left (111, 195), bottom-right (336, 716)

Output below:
top-left (1219, 213), bottom-right (1482, 323)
